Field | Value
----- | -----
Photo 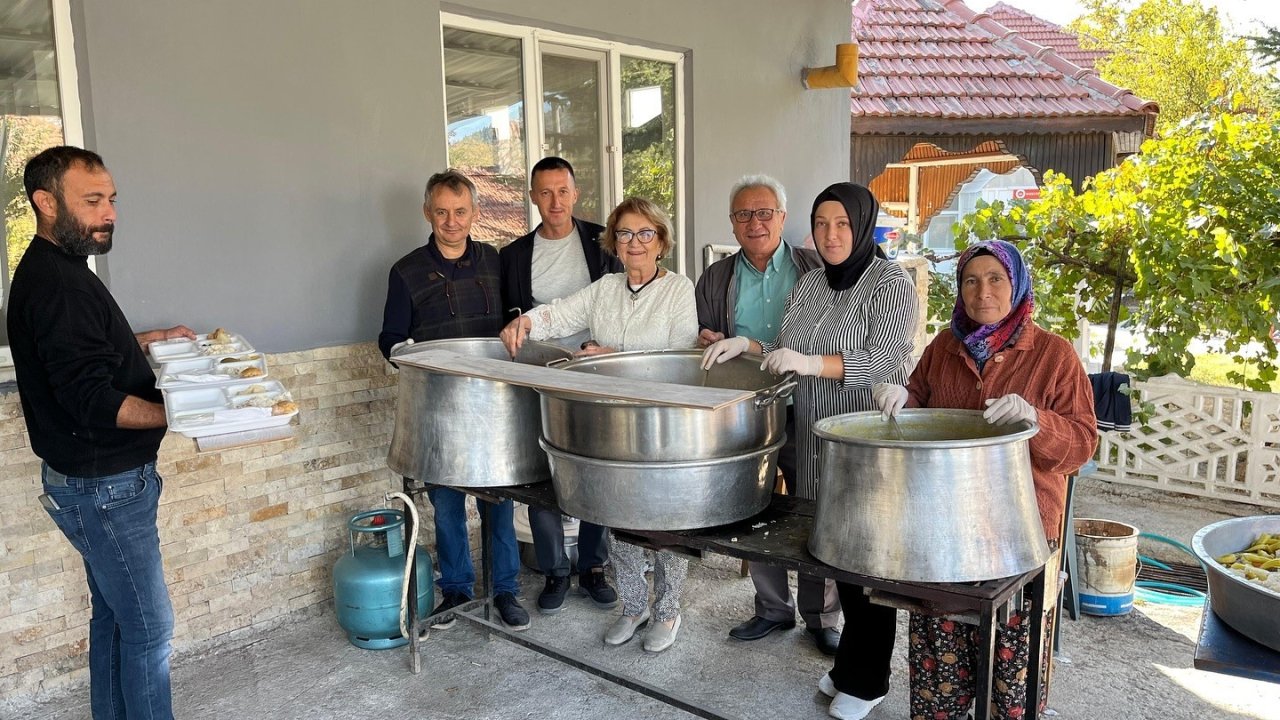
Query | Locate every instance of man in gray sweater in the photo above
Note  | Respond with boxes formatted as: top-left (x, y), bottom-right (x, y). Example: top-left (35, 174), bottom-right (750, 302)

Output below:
top-left (694, 174), bottom-right (840, 656)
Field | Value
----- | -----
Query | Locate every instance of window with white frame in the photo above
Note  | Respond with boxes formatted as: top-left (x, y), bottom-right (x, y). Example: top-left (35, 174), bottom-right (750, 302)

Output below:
top-left (441, 15), bottom-right (686, 273)
top-left (1, 0), bottom-right (82, 363)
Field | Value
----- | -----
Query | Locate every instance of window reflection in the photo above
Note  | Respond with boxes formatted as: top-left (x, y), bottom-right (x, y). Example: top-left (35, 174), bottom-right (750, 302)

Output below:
top-left (2, 0), bottom-right (66, 302)
top-left (442, 27), bottom-right (528, 243)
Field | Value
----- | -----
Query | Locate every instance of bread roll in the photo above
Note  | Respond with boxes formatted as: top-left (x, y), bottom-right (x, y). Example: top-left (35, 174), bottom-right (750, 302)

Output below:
top-left (239, 367), bottom-right (264, 378)
top-left (272, 400), bottom-right (298, 415)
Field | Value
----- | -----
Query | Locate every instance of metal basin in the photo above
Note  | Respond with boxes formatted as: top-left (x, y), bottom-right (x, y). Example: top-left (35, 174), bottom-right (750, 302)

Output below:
top-left (809, 409), bottom-right (1049, 583)
top-left (387, 338), bottom-right (572, 487)
top-left (1192, 515), bottom-right (1280, 652)
top-left (541, 437), bottom-right (783, 531)
top-left (540, 350), bottom-right (794, 462)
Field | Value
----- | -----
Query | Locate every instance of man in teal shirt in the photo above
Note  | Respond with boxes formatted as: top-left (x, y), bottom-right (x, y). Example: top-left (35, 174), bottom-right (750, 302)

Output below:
top-left (694, 175), bottom-right (839, 656)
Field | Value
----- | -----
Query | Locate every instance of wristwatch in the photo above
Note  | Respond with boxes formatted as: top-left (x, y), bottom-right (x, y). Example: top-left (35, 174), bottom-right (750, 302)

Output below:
top-left (580, 340), bottom-right (599, 350)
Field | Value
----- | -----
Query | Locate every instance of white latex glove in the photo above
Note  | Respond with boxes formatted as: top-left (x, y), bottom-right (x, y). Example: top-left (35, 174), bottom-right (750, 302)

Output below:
top-left (389, 339), bottom-right (414, 356)
top-left (760, 348), bottom-right (824, 377)
top-left (872, 383), bottom-right (909, 420)
top-left (701, 336), bottom-right (750, 369)
top-left (983, 394), bottom-right (1037, 425)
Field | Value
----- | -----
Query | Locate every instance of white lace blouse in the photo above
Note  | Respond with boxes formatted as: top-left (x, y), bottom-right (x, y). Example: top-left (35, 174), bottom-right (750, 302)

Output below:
top-left (526, 272), bottom-right (698, 352)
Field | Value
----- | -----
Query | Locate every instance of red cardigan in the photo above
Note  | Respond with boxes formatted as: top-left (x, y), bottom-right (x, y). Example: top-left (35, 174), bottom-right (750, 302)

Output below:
top-left (906, 323), bottom-right (1098, 539)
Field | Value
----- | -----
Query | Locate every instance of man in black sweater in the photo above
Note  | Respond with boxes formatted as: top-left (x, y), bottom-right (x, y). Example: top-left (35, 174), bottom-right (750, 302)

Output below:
top-left (8, 146), bottom-right (193, 720)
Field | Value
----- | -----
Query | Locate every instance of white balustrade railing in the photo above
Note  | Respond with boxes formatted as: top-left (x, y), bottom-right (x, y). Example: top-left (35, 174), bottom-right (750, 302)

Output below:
top-left (1094, 374), bottom-right (1280, 508)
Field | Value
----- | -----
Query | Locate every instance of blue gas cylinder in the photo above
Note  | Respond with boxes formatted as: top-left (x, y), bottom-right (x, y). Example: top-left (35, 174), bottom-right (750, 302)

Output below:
top-left (333, 509), bottom-right (433, 650)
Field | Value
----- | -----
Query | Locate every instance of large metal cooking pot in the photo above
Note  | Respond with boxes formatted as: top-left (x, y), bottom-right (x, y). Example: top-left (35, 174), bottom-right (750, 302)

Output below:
top-left (540, 350), bottom-right (795, 462)
top-left (1192, 515), bottom-right (1280, 652)
top-left (387, 338), bottom-right (572, 487)
top-left (809, 409), bottom-right (1050, 583)
top-left (541, 437), bottom-right (783, 531)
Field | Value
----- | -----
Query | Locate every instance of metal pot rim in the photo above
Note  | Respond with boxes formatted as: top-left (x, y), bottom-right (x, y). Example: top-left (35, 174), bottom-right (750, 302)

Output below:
top-left (1192, 515), bottom-right (1280, 601)
top-left (812, 408), bottom-right (1038, 448)
top-left (391, 336), bottom-right (573, 363)
top-left (539, 436), bottom-right (784, 468)
top-left (542, 348), bottom-right (790, 405)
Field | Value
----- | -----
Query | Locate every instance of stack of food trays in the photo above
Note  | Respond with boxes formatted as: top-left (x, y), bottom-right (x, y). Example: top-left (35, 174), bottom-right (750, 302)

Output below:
top-left (151, 328), bottom-right (298, 439)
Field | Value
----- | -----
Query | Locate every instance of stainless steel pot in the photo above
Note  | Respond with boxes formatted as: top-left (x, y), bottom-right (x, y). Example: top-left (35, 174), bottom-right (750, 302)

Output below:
top-left (540, 350), bottom-right (795, 462)
top-left (809, 409), bottom-right (1050, 583)
top-left (541, 437), bottom-right (783, 531)
top-left (387, 338), bottom-right (573, 487)
top-left (1192, 515), bottom-right (1280, 652)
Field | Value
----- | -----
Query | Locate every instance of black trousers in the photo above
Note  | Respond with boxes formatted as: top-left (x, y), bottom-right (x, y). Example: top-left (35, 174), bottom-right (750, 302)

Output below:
top-left (829, 581), bottom-right (898, 700)
top-left (529, 506), bottom-right (610, 577)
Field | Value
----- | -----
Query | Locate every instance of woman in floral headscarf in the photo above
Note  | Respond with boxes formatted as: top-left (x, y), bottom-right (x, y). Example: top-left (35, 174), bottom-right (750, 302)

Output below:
top-left (872, 240), bottom-right (1097, 720)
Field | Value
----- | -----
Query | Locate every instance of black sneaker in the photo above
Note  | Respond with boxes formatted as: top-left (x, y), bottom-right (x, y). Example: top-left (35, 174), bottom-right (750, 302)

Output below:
top-left (578, 568), bottom-right (619, 609)
top-left (494, 592), bottom-right (530, 631)
top-left (430, 592), bottom-right (470, 630)
top-left (538, 575), bottom-right (571, 615)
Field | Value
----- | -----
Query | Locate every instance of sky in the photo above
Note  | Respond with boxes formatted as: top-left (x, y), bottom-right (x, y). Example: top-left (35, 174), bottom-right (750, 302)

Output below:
top-left (970, 0), bottom-right (1280, 33)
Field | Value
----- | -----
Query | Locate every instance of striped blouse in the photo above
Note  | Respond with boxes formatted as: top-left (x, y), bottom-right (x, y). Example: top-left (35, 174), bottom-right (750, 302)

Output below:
top-left (761, 258), bottom-right (918, 498)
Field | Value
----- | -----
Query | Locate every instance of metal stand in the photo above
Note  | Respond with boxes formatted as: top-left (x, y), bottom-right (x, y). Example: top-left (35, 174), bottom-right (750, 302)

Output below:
top-left (401, 476), bottom-right (426, 675)
top-left (405, 482), bottom-right (1048, 720)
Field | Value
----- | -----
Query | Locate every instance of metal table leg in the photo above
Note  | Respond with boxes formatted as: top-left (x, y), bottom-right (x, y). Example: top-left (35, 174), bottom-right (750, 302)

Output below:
top-left (975, 598), bottom-right (997, 720)
top-left (1025, 565), bottom-right (1048, 719)
top-left (479, 499), bottom-right (493, 638)
top-left (403, 476), bottom-right (423, 674)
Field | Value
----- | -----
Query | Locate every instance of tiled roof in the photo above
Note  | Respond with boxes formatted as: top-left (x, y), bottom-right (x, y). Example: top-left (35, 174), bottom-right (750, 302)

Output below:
top-left (459, 167), bottom-right (529, 247)
top-left (851, 0), bottom-right (1156, 133)
top-left (986, 2), bottom-right (1109, 70)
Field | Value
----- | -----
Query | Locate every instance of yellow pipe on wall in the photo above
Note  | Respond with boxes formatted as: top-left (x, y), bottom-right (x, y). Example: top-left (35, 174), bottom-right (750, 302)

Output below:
top-left (802, 43), bottom-right (859, 89)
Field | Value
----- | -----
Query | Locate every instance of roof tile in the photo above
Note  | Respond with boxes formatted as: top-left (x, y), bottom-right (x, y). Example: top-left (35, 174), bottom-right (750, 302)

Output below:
top-left (850, 0), bottom-right (1157, 127)
top-left (986, 1), bottom-right (1110, 70)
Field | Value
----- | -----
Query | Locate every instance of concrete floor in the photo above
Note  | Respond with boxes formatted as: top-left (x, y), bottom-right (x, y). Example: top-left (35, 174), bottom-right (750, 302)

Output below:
top-left (12, 478), bottom-right (1280, 720)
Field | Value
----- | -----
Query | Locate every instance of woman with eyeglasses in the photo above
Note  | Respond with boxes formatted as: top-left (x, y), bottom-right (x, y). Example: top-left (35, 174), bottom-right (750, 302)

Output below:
top-left (702, 182), bottom-right (918, 719)
top-left (500, 196), bottom-right (697, 653)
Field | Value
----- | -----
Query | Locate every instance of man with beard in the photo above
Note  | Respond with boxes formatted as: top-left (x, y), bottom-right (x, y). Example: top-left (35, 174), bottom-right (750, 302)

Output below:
top-left (8, 146), bottom-right (193, 719)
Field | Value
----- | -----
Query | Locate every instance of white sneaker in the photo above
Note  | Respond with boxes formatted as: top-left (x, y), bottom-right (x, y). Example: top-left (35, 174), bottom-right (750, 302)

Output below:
top-left (828, 692), bottom-right (885, 720)
top-left (603, 610), bottom-right (650, 645)
top-left (818, 673), bottom-right (837, 698)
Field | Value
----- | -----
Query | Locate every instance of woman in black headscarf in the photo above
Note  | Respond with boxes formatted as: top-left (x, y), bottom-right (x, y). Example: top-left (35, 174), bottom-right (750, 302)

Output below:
top-left (702, 182), bottom-right (918, 719)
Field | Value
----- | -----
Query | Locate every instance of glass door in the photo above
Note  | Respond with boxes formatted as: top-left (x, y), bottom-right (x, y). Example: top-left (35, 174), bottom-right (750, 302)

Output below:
top-left (539, 45), bottom-right (608, 225)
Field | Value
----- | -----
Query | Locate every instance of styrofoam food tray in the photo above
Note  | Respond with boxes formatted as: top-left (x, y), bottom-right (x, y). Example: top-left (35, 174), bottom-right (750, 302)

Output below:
top-left (149, 333), bottom-right (256, 363)
top-left (157, 356), bottom-right (269, 390)
top-left (164, 380), bottom-right (297, 438)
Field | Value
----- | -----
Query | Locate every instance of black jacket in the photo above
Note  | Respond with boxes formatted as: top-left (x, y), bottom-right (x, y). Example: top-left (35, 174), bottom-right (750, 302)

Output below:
top-left (7, 236), bottom-right (165, 476)
top-left (499, 218), bottom-right (622, 322)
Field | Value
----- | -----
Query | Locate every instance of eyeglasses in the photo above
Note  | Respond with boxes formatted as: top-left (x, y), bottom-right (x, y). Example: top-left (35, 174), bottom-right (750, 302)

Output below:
top-left (434, 272), bottom-right (492, 317)
top-left (730, 208), bottom-right (783, 224)
top-left (615, 228), bottom-right (658, 244)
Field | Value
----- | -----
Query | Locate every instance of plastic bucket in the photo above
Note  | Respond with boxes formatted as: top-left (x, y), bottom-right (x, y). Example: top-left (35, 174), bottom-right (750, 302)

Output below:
top-left (1074, 518), bottom-right (1139, 616)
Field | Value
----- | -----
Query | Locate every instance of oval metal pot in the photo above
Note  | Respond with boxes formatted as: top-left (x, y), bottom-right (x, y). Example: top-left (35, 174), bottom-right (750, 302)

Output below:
top-left (387, 338), bottom-right (573, 487)
top-left (540, 349), bottom-right (795, 462)
top-left (541, 437), bottom-right (783, 531)
top-left (1192, 515), bottom-right (1280, 653)
top-left (808, 409), bottom-right (1050, 583)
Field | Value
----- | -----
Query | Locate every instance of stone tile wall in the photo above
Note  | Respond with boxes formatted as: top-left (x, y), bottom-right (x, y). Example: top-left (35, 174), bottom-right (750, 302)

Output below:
top-left (0, 342), bottom-right (420, 701)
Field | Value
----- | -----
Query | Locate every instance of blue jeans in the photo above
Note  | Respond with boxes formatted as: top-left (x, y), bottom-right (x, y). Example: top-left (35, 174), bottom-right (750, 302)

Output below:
top-left (426, 487), bottom-right (519, 597)
top-left (41, 462), bottom-right (174, 720)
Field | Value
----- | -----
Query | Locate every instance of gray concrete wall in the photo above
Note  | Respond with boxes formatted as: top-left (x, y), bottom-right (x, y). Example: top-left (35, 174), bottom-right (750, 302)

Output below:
top-left (71, 0), bottom-right (851, 352)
